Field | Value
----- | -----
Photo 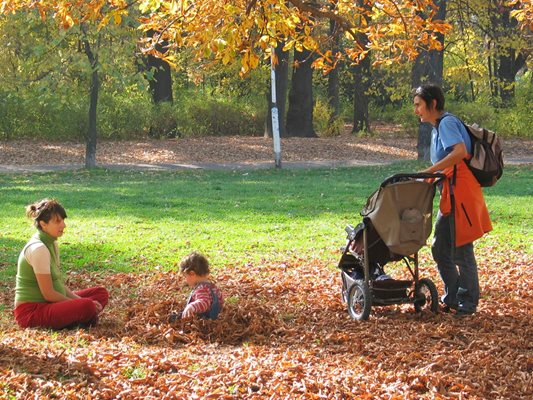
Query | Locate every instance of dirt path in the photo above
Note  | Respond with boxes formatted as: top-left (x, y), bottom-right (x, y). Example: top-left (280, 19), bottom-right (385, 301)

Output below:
top-left (0, 134), bottom-right (531, 170)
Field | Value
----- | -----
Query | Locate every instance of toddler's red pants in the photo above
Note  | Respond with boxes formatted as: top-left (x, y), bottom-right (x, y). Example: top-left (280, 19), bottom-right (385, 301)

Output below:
top-left (14, 287), bottom-right (109, 330)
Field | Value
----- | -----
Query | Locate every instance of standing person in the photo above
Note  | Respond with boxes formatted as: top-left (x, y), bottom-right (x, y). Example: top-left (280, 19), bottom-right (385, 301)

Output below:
top-left (14, 199), bottom-right (109, 329)
top-left (413, 84), bottom-right (492, 317)
top-left (169, 252), bottom-right (223, 321)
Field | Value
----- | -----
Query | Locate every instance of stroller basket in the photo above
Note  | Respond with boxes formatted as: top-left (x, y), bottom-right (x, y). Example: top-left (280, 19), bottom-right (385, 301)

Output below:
top-left (372, 279), bottom-right (412, 302)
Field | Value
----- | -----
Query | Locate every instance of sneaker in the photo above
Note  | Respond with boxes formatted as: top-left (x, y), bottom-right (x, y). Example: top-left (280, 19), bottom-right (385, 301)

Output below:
top-left (454, 309), bottom-right (475, 318)
top-left (66, 315), bottom-right (98, 330)
top-left (80, 315), bottom-right (99, 328)
top-left (441, 303), bottom-right (458, 313)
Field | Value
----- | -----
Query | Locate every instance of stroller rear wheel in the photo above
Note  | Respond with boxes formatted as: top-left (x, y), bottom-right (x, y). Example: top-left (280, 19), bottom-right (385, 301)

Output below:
top-left (414, 278), bottom-right (438, 313)
top-left (347, 281), bottom-right (371, 321)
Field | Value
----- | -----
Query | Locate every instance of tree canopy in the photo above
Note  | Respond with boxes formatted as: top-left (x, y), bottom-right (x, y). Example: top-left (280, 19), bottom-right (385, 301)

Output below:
top-left (1, 1), bottom-right (531, 144)
top-left (2, 1), bottom-right (531, 74)
top-left (2, 1), bottom-right (454, 73)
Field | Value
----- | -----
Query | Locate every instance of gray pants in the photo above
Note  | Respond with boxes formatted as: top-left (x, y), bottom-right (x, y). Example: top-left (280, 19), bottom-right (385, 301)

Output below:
top-left (432, 212), bottom-right (479, 313)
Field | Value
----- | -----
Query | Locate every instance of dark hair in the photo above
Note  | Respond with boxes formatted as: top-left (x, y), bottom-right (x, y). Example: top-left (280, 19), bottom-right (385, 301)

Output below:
top-left (180, 252), bottom-right (210, 276)
top-left (413, 83), bottom-right (445, 111)
top-left (26, 199), bottom-right (67, 230)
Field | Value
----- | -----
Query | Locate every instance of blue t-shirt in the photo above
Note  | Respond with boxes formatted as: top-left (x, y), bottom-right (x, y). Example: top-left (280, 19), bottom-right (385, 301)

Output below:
top-left (430, 113), bottom-right (472, 164)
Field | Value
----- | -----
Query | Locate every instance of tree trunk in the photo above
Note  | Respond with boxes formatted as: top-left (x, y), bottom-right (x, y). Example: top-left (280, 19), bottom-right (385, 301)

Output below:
top-left (351, 0), bottom-right (371, 134)
top-left (265, 42), bottom-right (289, 138)
top-left (146, 30), bottom-right (173, 104)
top-left (488, 49), bottom-right (498, 99)
top-left (457, 5), bottom-right (476, 101)
top-left (412, 0), bottom-right (447, 160)
top-left (352, 62), bottom-right (370, 134)
top-left (411, 49), bottom-right (445, 88)
top-left (327, 18), bottom-right (340, 121)
top-left (411, 0), bottom-right (447, 88)
top-left (81, 24), bottom-right (99, 169)
top-left (286, 47), bottom-right (316, 137)
top-left (417, 123), bottom-right (433, 161)
top-left (85, 65), bottom-right (99, 168)
top-left (489, 2), bottom-right (526, 107)
top-left (497, 49), bottom-right (515, 105)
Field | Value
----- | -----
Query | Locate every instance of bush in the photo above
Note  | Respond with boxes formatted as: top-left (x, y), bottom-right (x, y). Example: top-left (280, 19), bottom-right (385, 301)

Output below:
top-left (443, 74), bottom-right (533, 138)
top-left (371, 82), bottom-right (533, 139)
top-left (0, 89), bottom-right (86, 140)
top-left (146, 102), bottom-right (180, 138)
top-left (492, 108), bottom-right (533, 138)
top-left (0, 91), bottom-right (21, 140)
top-left (178, 97), bottom-right (263, 136)
top-left (370, 102), bottom-right (419, 136)
top-left (313, 100), bottom-right (344, 137)
top-left (449, 101), bottom-right (532, 139)
top-left (98, 90), bottom-right (152, 139)
top-left (1, 74), bottom-right (530, 141)
top-left (0, 87), bottom-right (267, 140)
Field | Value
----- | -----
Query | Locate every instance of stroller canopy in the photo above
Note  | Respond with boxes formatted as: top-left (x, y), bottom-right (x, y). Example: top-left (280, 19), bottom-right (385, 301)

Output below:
top-left (360, 175), bottom-right (438, 256)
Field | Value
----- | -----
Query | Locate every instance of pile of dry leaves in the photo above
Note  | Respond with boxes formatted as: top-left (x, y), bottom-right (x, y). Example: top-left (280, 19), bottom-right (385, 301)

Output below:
top-left (1, 247), bottom-right (531, 399)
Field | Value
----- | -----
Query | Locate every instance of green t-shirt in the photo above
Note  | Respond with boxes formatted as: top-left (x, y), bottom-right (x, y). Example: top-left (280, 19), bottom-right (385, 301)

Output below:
top-left (15, 231), bottom-right (66, 303)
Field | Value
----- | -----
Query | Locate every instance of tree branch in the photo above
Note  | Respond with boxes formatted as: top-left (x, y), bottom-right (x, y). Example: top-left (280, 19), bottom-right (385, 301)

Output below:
top-left (287, 0), bottom-right (359, 43)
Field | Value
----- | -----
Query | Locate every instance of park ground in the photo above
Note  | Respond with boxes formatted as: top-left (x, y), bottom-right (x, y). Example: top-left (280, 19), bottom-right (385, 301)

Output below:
top-left (1, 125), bottom-right (532, 169)
top-left (0, 131), bottom-right (532, 399)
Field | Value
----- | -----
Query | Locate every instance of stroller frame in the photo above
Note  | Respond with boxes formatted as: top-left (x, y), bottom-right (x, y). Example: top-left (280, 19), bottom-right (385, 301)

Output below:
top-left (339, 173), bottom-right (445, 320)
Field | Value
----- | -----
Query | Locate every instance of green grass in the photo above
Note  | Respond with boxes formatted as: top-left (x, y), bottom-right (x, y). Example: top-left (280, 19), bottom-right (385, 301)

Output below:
top-left (0, 162), bottom-right (531, 281)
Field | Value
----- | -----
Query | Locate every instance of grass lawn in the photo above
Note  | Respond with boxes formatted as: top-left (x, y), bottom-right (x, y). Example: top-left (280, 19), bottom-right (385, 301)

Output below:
top-left (0, 162), bottom-right (531, 399)
top-left (1, 162), bottom-right (531, 280)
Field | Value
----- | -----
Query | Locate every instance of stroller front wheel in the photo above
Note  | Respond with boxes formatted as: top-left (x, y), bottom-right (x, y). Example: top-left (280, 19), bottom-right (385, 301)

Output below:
top-left (414, 278), bottom-right (439, 313)
top-left (347, 281), bottom-right (371, 321)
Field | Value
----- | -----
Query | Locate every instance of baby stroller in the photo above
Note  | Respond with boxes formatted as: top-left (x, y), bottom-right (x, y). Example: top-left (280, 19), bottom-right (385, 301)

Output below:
top-left (339, 173), bottom-right (445, 320)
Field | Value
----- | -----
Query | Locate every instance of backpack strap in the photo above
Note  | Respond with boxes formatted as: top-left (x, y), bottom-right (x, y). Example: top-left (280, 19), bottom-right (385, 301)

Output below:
top-left (449, 165), bottom-right (457, 261)
top-left (436, 115), bottom-right (459, 260)
top-left (435, 113), bottom-right (473, 160)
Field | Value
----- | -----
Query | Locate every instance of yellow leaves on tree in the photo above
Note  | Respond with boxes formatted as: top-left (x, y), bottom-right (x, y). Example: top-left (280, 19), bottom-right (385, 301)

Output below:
top-left (134, 0), bottom-right (454, 72)
top-left (4, 0), bottom-right (507, 74)
top-left (508, 0), bottom-right (533, 31)
top-left (240, 50), bottom-right (260, 76)
top-left (1, 1), bottom-right (128, 30)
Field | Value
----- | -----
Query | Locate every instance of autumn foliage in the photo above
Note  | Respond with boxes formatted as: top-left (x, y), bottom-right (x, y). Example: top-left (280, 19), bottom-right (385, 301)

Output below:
top-left (1, 1), bottom-right (452, 74)
top-left (1, 246), bottom-right (531, 398)
top-left (3, 1), bottom-right (531, 76)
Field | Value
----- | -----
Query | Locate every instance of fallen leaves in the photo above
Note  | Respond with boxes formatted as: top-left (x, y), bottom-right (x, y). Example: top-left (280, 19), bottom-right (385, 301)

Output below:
top-left (1, 248), bottom-right (532, 399)
top-left (2, 122), bottom-right (532, 168)
top-left (0, 134), bottom-right (418, 166)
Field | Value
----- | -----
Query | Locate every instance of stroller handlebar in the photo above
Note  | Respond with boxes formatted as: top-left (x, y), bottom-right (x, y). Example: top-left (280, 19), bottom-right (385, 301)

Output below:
top-left (380, 172), bottom-right (446, 188)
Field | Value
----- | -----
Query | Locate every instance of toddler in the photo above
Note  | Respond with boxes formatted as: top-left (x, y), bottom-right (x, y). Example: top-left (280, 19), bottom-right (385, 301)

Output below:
top-left (169, 252), bottom-right (223, 321)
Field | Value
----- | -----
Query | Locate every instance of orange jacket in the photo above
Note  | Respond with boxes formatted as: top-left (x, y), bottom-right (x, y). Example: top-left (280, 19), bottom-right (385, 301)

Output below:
top-left (440, 161), bottom-right (493, 247)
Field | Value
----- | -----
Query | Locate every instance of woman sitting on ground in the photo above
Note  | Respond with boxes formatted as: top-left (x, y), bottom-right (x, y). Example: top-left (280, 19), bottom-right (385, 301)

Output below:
top-left (14, 198), bottom-right (109, 329)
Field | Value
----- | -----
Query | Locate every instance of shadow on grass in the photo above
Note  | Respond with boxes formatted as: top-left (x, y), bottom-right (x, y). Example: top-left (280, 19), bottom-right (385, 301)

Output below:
top-left (0, 236), bottom-right (25, 282)
top-left (0, 165), bottom-right (411, 222)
